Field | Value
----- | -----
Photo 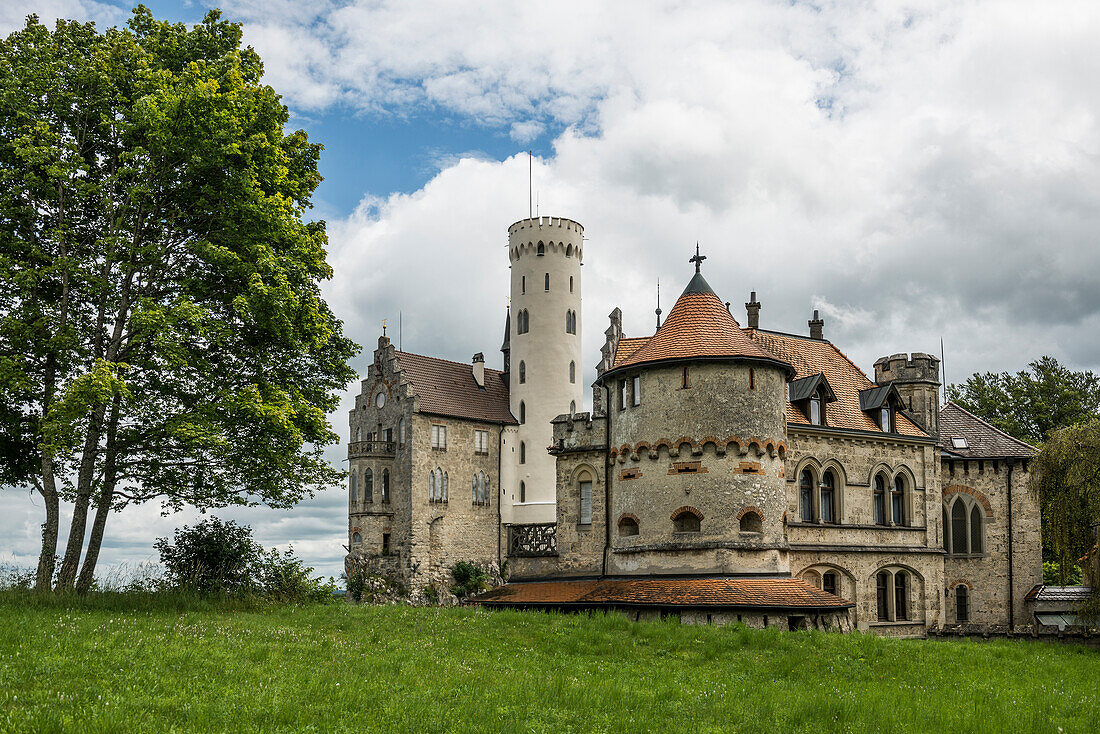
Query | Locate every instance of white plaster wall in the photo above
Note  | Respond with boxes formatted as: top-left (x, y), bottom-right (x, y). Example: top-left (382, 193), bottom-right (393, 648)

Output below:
top-left (507, 216), bottom-right (584, 524)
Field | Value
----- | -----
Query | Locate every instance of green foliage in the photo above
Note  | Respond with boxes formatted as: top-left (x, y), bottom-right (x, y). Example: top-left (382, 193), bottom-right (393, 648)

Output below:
top-left (0, 7), bottom-right (358, 590)
top-left (155, 517), bottom-right (332, 602)
top-left (450, 560), bottom-right (490, 597)
top-left (422, 584), bottom-right (440, 605)
top-left (344, 571), bottom-right (366, 603)
top-left (1030, 420), bottom-right (1100, 612)
top-left (946, 356), bottom-right (1100, 444)
top-left (1043, 560), bottom-right (1082, 586)
top-left (1, 604), bottom-right (1099, 732)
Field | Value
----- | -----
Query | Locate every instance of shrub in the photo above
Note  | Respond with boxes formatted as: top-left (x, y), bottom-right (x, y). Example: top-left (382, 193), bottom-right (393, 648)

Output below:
top-left (451, 561), bottom-right (490, 597)
top-left (345, 571), bottom-right (366, 603)
top-left (1043, 560), bottom-right (1082, 586)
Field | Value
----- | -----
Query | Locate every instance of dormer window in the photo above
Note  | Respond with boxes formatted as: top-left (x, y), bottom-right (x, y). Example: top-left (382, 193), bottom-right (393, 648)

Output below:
top-left (880, 406), bottom-right (892, 433)
top-left (951, 437), bottom-right (968, 449)
top-left (859, 384), bottom-right (904, 434)
top-left (809, 394), bottom-right (823, 425)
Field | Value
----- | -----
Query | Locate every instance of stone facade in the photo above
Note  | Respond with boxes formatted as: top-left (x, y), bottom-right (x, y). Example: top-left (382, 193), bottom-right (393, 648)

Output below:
top-left (346, 215), bottom-right (1043, 634)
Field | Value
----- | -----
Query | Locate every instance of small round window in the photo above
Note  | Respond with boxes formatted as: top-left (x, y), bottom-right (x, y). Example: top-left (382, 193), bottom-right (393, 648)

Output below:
top-left (375, 392), bottom-right (386, 408)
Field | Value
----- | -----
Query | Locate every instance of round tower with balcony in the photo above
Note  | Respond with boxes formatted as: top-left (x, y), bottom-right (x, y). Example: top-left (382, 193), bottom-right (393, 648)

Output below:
top-left (504, 216), bottom-right (585, 525)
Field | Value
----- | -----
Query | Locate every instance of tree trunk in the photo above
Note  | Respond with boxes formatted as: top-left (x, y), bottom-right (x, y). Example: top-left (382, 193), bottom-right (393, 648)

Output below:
top-left (35, 451), bottom-right (60, 593)
top-left (76, 394), bottom-right (121, 594)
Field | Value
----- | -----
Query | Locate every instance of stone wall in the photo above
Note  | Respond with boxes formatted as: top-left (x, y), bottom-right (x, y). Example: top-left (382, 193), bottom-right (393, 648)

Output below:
top-left (940, 457), bottom-right (1042, 628)
top-left (603, 361), bottom-right (791, 576)
top-left (785, 427), bottom-right (944, 632)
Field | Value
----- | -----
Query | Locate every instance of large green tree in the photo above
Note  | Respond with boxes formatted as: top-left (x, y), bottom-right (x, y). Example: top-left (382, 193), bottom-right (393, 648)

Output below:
top-left (0, 8), bottom-right (357, 593)
top-left (946, 356), bottom-right (1100, 444)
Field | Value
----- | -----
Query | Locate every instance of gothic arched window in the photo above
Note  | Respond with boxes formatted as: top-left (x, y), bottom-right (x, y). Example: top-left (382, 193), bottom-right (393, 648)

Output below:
top-left (537, 242), bottom-right (545, 256)
top-left (382, 469), bottom-right (390, 503)
top-left (519, 481), bottom-right (526, 503)
top-left (873, 474), bottom-right (887, 525)
top-left (956, 585), bottom-right (969, 623)
top-left (519, 361), bottom-right (526, 384)
top-left (799, 469), bottom-right (814, 522)
top-left (569, 361), bottom-right (576, 383)
top-left (519, 401), bottom-right (525, 424)
top-left (891, 475), bottom-right (906, 525)
top-left (520, 442), bottom-right (526, 464)
top-left (365, 468), bottom-right (373, 502)
top-left (821, 470), bottom-right (836, 523)
top-left (350, 471), bottom-right (357, 503)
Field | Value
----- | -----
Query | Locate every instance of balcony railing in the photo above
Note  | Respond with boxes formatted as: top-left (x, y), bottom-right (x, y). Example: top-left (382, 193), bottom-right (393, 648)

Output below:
top-left (348, 440), bottom-right (396, 458)
top-left (508, 523), bottom-right (558, 557)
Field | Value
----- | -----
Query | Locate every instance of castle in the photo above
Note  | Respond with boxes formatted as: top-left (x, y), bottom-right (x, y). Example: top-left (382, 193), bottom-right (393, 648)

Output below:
top-left (346, 215), bottom-right (1043, 634)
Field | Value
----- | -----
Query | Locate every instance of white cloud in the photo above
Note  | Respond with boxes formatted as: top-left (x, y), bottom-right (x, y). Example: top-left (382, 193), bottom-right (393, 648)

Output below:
top-left (1, 0), bottom-right (124, 34)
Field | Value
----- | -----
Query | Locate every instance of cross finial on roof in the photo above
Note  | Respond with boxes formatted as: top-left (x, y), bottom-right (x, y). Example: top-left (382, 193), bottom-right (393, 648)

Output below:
top-left (689, 242), bottom-right (706, 274)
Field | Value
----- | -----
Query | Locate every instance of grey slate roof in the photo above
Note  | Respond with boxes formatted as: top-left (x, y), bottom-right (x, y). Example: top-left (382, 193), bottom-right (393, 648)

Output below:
top-left (858, 383), bottom-right (902, 411)
top-left (788, 372), bottom-right (837, 403)
top-left (937, 402), bottom-right (1037, 459)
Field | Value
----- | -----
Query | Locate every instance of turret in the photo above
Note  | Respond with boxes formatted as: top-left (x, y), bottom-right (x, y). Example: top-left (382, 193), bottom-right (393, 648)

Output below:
top-left (873, 352), bottom-right (941, 438)
top-left (506, 216), bottom-right (584, 524)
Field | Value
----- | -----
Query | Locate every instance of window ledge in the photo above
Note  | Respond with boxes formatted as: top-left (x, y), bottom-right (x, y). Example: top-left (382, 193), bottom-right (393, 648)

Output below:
top-left (868, 620), bottom-right (923, 627)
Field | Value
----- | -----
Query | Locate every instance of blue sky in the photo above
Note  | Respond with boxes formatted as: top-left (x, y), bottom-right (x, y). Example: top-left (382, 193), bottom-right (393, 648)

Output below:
top-left (3, 0), bottom-right (1100, 581)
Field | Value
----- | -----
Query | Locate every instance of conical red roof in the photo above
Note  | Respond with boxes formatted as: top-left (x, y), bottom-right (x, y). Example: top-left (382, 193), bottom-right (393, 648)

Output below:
top-left (611, 272), bottom-right (792, 375)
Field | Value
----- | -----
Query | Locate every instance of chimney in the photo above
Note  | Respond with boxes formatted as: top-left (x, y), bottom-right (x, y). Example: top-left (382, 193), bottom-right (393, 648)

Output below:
top-left (745, 291), bottom-right (761, 329)
top-left (472, 352), bottom-right (485, 388)
top-left (808, 310), bottom-right (824, 340)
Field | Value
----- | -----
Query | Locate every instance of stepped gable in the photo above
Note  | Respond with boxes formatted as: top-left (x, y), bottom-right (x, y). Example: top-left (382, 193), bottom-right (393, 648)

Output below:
top-left (938, 402), bottom-right (1037, 458)
top-left (474, 577), bottom-right (852, 610)
top-left (746, 329), bottom-right (926, 437)
top-left (396, 351), bottom-right (517, 424)
top-left (609, 272), bottom-right (793, 376)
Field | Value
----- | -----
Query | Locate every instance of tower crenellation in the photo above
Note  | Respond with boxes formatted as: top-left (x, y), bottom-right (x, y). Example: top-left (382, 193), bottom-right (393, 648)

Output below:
top-left (874, 352), bottom-right (941, 437)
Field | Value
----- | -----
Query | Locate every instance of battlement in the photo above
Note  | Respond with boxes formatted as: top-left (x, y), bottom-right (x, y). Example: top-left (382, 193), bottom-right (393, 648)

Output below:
top-left (550, 412), bottom-right (608, 454)
top-left (874, 352), bottom-right (941, 385)
top-left (508, 216), bottom-right (584, 235)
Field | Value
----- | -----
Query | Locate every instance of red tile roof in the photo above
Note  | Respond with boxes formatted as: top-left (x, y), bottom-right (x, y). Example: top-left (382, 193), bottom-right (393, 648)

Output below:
top-left (395, 351), bottom-right (516, 424)
top-left (473, 577), bottom-right (851, 610)
top-left (613, 337), bottom-right (651, 368)
top-left (610, 274), bottom-right (792, 375)
top-left (746, 329), bottom-right (926, 437)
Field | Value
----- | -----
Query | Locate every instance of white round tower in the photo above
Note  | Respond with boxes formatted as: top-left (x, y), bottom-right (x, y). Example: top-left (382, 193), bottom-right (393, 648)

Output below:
top-left (506, 216), bottom-right (584, 524)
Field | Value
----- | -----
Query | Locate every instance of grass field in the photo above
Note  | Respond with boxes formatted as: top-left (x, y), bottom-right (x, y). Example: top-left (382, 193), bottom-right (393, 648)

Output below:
top-left (1, 593), bottom-right (1098, 733)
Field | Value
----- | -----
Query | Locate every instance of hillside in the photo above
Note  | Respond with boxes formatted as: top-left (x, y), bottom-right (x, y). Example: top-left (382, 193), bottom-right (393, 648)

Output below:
top-left (1, 599), bottom-right (1097, 732)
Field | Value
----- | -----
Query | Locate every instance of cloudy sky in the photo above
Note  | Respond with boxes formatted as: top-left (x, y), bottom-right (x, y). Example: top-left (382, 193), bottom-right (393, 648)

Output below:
top-left (3, 0), bottom-right (1099, 580)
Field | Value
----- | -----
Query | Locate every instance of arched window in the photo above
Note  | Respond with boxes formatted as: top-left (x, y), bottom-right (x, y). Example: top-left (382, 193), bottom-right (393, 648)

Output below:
top-left (522, 275), bottom-right (526, 294)
top-left (942, 506), bottom-right (949, 550)
top-left (441, 471), bottom-right (448, 502)
top-left (891, 475), bottom-right (905, 525)
top-left (673, 509), bottom-right (701, 533)
top-left (382, 469), bottom-right (390, 503)
top-left (569, 361), bottom-right (576, 383)
top-left (946, 496), bottom-right (985, 556)
top-left (350, 471), bottom-right (357, 503)
top-left (519, 402), bottom-right (525, 424)
top-left (429, 470), bottom-right (436, 501)
top-left (519, 481), bottom-right (526, 503)
top-left (880, 406), bottom-right (892, 433)
top-left (352, 532), bottom-right (362, 544)
top-left (970, 505), bottom-right (983, 554)
top-left (569, 400), bottom-right (576, 414)
top-left (821, 470), bottom-right (836, 523)
top-left (823, 571), bottom-right (838, 597)
top-left (569, 275), bottom-right (574, 292)
top-left (579, 475), bottom-right (593, 525)
top-left (618, 516), bottom-right (639, 537)
top-left (519, 361), bottom-right (526, 384)
top-left (955, 586), bottom-right (969, 623)
top-left (520, 442), bottom-right (526, 464)
top-left (566, 244), bottom-right (573, 257)
top-left (544, 273), bottom-right (550, 291)
top-left (356, 426), bottom-right (362, 441)
top-left (749, 368), bottom-right (755, 390)
top-left (894, 571), bottom-right (908, 621)
top-left (365, 468), bottom-right (373, 502)
top-left (537, 242), bottom-right (545, 256)
top-left (398, 418), bottom-right (406, 448)
top-left (472, 475), bottom-right (479, 504)
top-left (799, 469), bottom-right (814, 522)
top-left (876, 571), bottom-right (890, 621)
top-left (739, 511), bottom-right (762, 534)
top-left (873, 474), bottom-right (887, 525)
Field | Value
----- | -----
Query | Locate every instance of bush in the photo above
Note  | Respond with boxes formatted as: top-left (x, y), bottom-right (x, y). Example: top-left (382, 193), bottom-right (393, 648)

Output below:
top-left (451, 561), bottom-right (490, 597)
top-left (155, 518), bottom-right (331, 603)
top-left (1043, 560), bottom-right (1082, 586)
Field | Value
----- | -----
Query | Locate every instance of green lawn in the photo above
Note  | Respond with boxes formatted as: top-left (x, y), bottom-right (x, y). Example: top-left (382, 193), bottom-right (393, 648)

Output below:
top-left (0, 596), bottom-right (1097, 733)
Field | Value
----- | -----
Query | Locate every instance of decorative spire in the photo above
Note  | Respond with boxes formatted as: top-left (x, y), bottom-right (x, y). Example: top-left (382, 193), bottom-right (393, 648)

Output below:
top-left (689, 243), bottom-right (707, 274)
top-left (655, 279), bottom-right (662, 331)
top-left (382, 318), bottom-right (387, 336)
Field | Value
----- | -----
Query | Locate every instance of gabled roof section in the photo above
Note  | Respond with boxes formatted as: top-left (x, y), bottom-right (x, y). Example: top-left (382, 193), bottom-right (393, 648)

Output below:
top-left (858, 383), bottom-right (903, 412)
top-left (473, 577), bottom-right (852, 610)
top-left (746, 329), bottom-right (926, 437)
top-left (609, 272), bottom-right (793, 377)
top-left (938, 402), bottom-right (1037, 458)
top-left (395, 351), bottom-right (517, 424)
top-left (788, 372), bottom-right (837, 404)
top-left (613, 336), bottom-right (651, 368)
